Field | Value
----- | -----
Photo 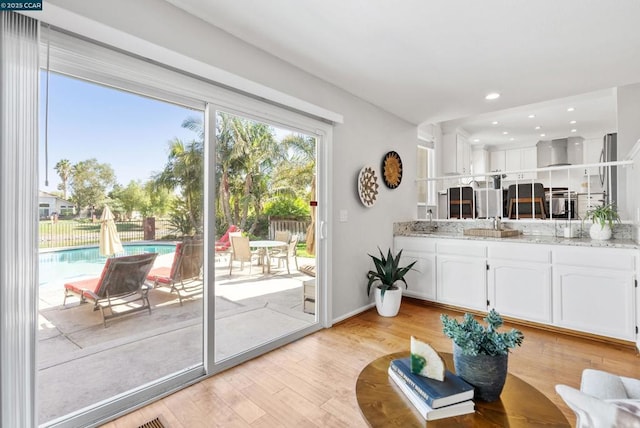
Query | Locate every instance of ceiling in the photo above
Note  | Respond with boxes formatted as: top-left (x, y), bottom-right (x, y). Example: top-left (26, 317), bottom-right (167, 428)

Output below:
top-left (164, 0), bottom-right (640, 138)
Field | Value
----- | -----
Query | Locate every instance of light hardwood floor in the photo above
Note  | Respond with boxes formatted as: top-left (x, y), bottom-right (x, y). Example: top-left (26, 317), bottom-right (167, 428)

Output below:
top-left (103, 300), bottom-right (640, 427)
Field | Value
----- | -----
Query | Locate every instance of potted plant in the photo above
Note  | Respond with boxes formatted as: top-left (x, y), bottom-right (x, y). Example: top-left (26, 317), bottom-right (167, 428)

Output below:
top-left (441, 310), bottom-right (524, 401)
top-left (366, 247), bottom-right (416, 317)
top-left (584, 202), bottom-right (620, 240)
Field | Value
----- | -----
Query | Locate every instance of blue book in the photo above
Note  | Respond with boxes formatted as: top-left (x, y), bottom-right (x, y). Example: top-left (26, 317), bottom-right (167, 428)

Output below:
top-left (388, 368), bottom-right (475, 420)
top-left (389, 358), bottom-right (474, 408)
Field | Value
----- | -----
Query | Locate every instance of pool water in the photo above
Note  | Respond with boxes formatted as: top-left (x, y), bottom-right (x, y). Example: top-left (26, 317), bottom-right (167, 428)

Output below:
top-left (39, 243), bottom-right (176, 289)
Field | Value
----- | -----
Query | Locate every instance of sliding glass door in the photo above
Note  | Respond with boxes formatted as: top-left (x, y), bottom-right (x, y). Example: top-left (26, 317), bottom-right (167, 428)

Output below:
top-left (30, 24), bottom-right (329, 428)
top-left (212, 109), bottom-right (321, 363)
top-left (37, 71), bottom-right (206, 424)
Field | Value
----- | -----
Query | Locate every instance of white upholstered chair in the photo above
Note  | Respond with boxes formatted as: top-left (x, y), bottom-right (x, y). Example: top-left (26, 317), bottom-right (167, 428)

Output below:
top-left (556, 369), bottom-right (640, 428)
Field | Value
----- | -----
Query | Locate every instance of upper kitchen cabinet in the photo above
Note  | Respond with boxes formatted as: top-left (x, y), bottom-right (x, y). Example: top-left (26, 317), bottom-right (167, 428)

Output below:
top-left (490, 150), bottom-right (506, 173)
top-left (442, 130), bottom-right (471, 175)
top-left (499, 146), bottom-right (537, 181)
top-left (472, 146), bottom-right (488, 179)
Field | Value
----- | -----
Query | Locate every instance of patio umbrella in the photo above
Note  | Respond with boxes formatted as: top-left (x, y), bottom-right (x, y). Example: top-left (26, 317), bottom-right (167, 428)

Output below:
top-left (306, 175), bottom-right (316, 255)
top-left (99, 205), bottom-right (124, 257)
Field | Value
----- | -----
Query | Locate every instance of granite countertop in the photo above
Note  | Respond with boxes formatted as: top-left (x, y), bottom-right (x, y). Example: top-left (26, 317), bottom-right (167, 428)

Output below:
top-left (396, 230), bottom-right (640, 249)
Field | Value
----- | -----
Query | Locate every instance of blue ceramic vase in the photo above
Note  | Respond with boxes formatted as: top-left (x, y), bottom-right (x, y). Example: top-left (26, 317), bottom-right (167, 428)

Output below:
top-left (452, 343), bottom-right (508, 402)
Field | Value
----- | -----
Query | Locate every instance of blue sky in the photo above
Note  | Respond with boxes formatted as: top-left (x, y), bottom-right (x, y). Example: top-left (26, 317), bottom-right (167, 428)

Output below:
top-left (39, 72), bottom-right (202, 194)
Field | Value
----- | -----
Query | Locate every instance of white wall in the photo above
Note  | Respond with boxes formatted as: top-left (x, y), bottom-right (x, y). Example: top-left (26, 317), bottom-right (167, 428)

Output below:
top-left (44, 0), bottom-right (419, 320)
top-left (616, 83), bottom-right (640, 220)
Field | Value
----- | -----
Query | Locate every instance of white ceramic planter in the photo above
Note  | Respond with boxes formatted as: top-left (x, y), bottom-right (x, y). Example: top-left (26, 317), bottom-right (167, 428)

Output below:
top-left (589, 223), bottom-right (612, 240)
top-left (374, 286), bottom-right (403, 317)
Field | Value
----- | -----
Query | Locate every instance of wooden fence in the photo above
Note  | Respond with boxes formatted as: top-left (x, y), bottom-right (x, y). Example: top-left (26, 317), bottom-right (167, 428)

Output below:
top-left (268, 216), bottom-right (310, 242)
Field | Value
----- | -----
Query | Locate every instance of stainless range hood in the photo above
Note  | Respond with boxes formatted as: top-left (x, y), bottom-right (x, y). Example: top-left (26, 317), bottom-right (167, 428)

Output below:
top-left (537, 137), bottom-right (583, 167)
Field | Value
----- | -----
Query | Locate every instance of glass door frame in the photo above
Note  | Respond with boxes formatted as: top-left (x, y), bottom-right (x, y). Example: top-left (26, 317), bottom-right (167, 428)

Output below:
top-left (23, 24), bottom-right (334, 428)
top-left (204, 100), bottom-right (332, 374)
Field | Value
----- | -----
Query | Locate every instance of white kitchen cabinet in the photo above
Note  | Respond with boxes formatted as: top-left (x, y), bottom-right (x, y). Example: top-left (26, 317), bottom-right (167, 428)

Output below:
top-left (457, 134), bottom-right (471, 175)
top-left (472, 147), bottom-right (488, 179)
top-left (393, 237), bottom-right (436, 301)
top-left (489, 150), bottom-right (505, 173)
top-left (505, 147), bottom-right (537, 181)
top-left (436, 241), bottom-right (487, 311)
top-left (442, 131), bottom-right (471, 175)
top-left (487, 243), bottom-right (552, 324)
top-left (552, 247), bottom-right (637, 341)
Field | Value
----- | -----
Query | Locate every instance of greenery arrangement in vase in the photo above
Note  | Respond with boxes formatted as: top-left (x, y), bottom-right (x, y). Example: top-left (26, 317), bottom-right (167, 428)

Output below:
top-left (584, 202), bottom-right (620, 240)
top-left (441, 310), bottom-right (524, 401)
top-left (366, 247), bottom-right (416, 317)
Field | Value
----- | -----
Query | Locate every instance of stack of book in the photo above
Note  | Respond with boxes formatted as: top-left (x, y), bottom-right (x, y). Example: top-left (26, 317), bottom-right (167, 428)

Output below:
top-left (388, 357), bottom-right (475, 421)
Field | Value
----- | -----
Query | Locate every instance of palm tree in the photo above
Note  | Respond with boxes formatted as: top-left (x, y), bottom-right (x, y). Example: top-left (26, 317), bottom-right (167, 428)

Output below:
top-left (54, 159), bottom-right (72, 200)
top-left (226, 114), bottom-right (285, 233)
top-left (154, 138), bottom-right (204, 236)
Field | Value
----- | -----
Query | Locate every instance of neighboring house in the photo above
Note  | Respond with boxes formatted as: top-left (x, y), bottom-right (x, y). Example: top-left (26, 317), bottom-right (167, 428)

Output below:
top-left (38, 191), bottom-right (75, 219)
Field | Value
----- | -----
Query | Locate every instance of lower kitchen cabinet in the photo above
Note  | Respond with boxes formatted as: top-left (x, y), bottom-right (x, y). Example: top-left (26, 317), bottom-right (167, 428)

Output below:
top-left (553, 266), bottom-right (635, 340)
top-left (487, 242), bottom-right (552, 324)
top-left (436, 241), bottom-right (487, 311)
top-left (394, 237), bottom-right (436, 301)
top-left (488, 260), bottom-right (552, 324)
top-left (437, 254), bottom-right (487, 311)
top-left (399, 249), bottom-right (436, 300)
top-left (392, 234), bottom-right (639, 343)
top-left (552, 246), bottom-right (637, 341)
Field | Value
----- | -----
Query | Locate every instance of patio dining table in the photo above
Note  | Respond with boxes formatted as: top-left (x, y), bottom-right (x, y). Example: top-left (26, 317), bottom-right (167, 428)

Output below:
top-left (249, 240), bottom-right (287, 274)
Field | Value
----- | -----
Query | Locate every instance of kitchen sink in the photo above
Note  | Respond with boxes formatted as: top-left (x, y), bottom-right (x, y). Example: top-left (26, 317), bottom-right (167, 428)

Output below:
top-left (463, 228), bottom-right (521, 238)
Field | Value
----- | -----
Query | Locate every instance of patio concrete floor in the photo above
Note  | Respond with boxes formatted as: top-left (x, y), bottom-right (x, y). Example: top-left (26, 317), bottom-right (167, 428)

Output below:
top-left (37, 256), bottom-right (316, 423)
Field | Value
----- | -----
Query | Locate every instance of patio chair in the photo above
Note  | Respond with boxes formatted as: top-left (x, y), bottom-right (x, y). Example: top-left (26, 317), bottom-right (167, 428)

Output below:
top-left (269, 230), bottom-right (291, 257)
top-left (229, 235), bottom-right (261, 275)
top-left (147, 239), bottom-right (204, 305)
top-left (271, 235), bottom-right (299, 274)
top-left (63, 252), bottom-right (158, 327)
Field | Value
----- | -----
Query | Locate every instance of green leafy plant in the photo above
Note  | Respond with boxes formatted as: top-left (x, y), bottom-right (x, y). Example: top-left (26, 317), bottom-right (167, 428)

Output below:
top-left (584, 202), bottom-right (620, 229)
top-left (366, 247), bottom-right (417, 300)
top-left (441, 309), bottom-right (524, 356)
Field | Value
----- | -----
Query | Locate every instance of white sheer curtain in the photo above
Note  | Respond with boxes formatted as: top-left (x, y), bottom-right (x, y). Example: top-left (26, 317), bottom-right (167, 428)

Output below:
top-left (0, 11), bottom-right (39, 428)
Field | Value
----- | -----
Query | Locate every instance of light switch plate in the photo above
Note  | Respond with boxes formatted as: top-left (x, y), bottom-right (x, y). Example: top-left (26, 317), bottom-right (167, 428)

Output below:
top-left (339, 209), bottom-right (348, 222)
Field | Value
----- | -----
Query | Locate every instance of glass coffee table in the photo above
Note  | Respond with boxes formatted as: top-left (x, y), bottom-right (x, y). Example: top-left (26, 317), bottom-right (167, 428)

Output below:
top-left (356, 351), bottom-right (570, 427)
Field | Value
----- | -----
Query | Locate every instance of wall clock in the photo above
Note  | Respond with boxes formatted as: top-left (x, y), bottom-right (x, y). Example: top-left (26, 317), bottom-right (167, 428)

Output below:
top-left (382, 151), bottom-right (403, 188)
top-left (357, 166), bottom-right (379, 207)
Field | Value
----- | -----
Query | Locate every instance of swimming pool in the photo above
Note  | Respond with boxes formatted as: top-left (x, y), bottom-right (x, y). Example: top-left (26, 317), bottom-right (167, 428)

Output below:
top-left (39, 243), bottom-right (176, 289)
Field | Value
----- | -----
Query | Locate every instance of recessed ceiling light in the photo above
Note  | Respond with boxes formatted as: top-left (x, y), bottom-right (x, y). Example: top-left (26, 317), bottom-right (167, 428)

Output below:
top-left (492, 121), bottom-right (499, 125)
top-left (567, 107), bottom-right (575, 112)
top-left (509, 137), bottom-right (515, 141)
top-left (535, 126), bottom-right (541, 130)
top-left (528, 114), bottom-right (535, 119)
top-left (473, 139), bottom-right (480, 143)
top-left (485, 92), bottom-right (500, 100)
top-left (502, 131), bottom-right (508, 135)
top-left (571, 129), bottom-right (577, 133)
top-left (570, 120), bottom-right (577, 124)
top-left (540, 133), bottom-right (546, 137)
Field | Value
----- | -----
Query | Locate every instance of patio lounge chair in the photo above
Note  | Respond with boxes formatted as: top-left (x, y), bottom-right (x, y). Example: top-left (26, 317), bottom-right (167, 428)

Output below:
top-left (215, 225), bottom-right (240, 252)
top-left (147, 239), bottom-right (204, 305)
top-left (63, 252), bottom-right (158, 327)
